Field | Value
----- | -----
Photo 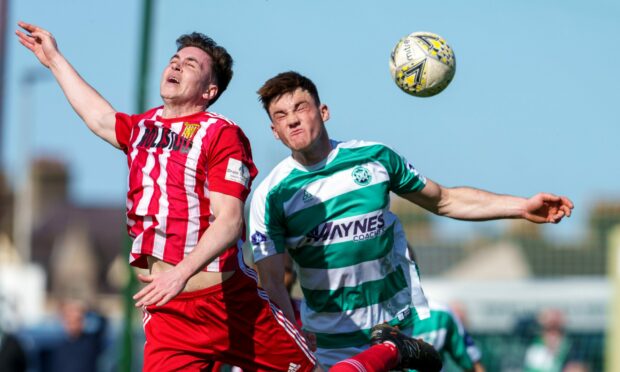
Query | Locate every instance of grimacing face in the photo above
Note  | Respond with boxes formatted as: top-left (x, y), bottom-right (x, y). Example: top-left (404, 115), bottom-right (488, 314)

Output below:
top-left (160, 46), bottom-right (217, 107)
top-left (268, 88), bottom-right (330, 153)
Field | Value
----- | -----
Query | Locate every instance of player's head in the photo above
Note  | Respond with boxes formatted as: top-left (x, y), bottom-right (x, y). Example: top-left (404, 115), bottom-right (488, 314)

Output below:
top-left (538, 308), bottom-right (565, 334)
top-left (257, 71), bottom-right (330, 156)
top-left (60, 298), bottom-right (87, 339)
top-left (258, 71), bottom-right (321, 115)
top-left (160, 32), bottom-right (233, 108)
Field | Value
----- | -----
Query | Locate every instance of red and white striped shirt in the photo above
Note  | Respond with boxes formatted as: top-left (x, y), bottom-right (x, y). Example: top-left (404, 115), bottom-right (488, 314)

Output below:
top-left (115, 106), bottom-right (258, 272)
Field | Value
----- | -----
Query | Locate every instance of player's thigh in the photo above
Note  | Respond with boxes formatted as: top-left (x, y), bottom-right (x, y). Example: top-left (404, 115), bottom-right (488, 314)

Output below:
top-left (218, 274), bottom-right (316, 371)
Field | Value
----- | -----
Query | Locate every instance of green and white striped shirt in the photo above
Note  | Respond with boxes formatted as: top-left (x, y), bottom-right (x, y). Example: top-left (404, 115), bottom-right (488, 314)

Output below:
top-left (249, 139), bottom-right (430, 365)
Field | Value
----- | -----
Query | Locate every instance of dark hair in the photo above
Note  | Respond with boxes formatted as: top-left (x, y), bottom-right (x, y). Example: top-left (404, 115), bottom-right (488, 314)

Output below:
top-left (257, 71), bottom-right (321, 115)
top-left (176, 32), bottom-right (233, 105)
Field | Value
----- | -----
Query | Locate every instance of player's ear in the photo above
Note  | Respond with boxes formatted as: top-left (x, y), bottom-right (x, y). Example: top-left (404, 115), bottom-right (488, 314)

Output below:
top-left (271, 124), bottom-right (281, 140)
top-left (320, 104), bottom-right (330, 122)
top-left (202, 84), bottom-right (218, 104)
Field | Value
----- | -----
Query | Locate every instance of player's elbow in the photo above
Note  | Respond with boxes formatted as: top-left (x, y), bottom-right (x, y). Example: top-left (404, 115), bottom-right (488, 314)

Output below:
top-left (230, 216), bottom-right (244, 239)
top-left (434, 186), bottom-right (460, 218)
top-left (421, 194), bottom-right (450, 217)
top-left (219, 211), bottom-right (245, 241)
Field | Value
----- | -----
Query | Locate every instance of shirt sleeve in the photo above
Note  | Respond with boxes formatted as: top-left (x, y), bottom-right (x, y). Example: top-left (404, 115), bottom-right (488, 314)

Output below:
top-left (381, 145), bottom-right (427, 194)
top-left (206, 125), bottom-right (258, 201)
top-left (249, 184), bottom-right (287, 263)
top-left (115, 112), bottom-right (134, 153)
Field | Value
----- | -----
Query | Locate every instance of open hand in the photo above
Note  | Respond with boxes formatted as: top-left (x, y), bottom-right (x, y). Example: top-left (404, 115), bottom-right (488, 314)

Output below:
top-left (15, 21), bottom-right (61, 68)
top-left (133, 268), bottom-right (188, 308)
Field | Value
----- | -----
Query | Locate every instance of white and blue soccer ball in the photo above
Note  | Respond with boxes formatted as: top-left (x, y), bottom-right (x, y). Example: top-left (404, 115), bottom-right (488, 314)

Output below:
top-left (389, 31), bottom-right (456, 97)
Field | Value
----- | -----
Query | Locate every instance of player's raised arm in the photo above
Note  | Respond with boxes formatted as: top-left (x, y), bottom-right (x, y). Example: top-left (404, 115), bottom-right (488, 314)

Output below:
top-left (15, 21), bottom-right (119, 148)
top-left (402, 178), bottom-right (573, 224)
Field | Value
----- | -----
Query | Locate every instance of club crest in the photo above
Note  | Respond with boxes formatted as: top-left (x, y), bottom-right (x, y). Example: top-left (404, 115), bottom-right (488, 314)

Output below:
top-left (180, 122), bottom-right (201, 140)
top-left (352, 166), bottom-right (372, 186)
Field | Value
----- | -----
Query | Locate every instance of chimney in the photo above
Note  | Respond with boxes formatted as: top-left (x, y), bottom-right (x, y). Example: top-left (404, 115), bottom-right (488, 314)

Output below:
top-left (30, 157), bottom-right (70, 225)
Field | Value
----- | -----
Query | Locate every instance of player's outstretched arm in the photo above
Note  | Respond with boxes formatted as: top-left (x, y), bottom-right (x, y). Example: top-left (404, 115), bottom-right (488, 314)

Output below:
top-left (133, 192), bottom-right (244, 307)
top-left (402, 179), bottom-right (573, 224)
top-left (15, 21), bottom-right (119, 148)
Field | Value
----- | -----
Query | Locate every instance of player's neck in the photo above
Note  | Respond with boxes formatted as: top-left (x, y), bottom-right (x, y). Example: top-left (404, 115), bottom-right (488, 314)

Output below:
top-left (292, 134), bottom-right (332, 167)
top-left (161, 102), bottom-right (207, 119)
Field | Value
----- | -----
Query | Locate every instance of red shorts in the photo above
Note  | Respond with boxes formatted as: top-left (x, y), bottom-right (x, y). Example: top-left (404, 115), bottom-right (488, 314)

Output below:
top-left (142, 269), bottom-right (316, 371)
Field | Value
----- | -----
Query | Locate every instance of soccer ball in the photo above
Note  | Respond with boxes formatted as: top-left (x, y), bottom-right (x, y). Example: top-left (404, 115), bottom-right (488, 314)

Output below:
top-left (389, 31), bottom-right (456, 97)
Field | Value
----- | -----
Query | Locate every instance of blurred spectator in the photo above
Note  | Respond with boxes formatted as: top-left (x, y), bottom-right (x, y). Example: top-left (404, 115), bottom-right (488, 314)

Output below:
top-left (0, 329), bottom-right (27, 372)
top-left (50, 299), bottom-right (107, 372)
top-left (562, 361), bottom-right (591, 372)
top-left (523, 308), bottom-right (577, 372)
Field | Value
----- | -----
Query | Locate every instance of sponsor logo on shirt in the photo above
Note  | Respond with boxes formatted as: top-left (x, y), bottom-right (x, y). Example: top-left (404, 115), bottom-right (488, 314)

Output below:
top-left (304, 214), bottom-right (386, 244)
top-left (288, 363), bottom-right (301, 372)
top-left (251, 231), bottom-right (268, 245)
top-left (136, 124), bottom-right (193, 154)
top-left (352, 166), bottom-right (372, 186)
top-left (225, 158), bottom-right (250, 187)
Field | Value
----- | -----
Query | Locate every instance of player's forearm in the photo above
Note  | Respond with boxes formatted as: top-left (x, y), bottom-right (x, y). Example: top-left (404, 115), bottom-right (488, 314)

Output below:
top-left (254, 254), bottom-right (298, 324)
top-left (261, 278), bottom-right (297, 324)
top-left (174, 214), bottom-right (243, 281)
top-left (439, 187), bottom-right (526, 221)
top-left (48, 53), bottom-right (118, 144)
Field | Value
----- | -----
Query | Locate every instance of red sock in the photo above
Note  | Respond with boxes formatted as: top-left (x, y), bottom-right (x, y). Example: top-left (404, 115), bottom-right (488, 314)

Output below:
top-left (330, 342), bottom-right (399, 372)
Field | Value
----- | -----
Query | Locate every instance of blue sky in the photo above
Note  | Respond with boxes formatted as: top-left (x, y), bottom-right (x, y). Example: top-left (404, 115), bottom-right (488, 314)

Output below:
top-left (2, 0), bottom-right (619, 241)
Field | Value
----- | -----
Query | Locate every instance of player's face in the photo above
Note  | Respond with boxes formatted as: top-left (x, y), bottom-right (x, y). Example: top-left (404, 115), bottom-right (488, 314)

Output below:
top-left (160, 46), bottom-right (218, 107)
top-left (268, 88), bottom-right (330, 154)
